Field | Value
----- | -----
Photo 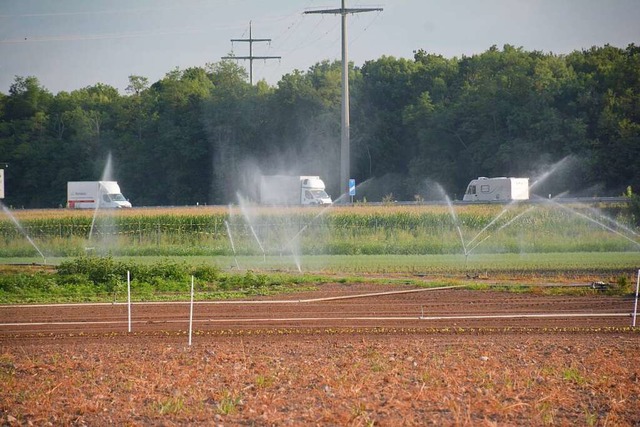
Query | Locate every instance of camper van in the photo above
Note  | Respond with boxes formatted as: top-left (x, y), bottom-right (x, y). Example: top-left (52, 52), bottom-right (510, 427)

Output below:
top-left (463, 177), bottom-right (529, 202)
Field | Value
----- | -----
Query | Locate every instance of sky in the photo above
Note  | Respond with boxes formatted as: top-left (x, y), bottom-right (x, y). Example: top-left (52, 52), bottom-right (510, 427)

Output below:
top-left (1, 0), bottom-right (639, 95)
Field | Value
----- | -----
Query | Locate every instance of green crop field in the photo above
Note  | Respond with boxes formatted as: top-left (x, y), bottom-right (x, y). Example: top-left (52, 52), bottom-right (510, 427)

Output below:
top-left (2, 252), bottom-right (638, 275)
top-left (2, 204), bottom-right (639, 253)
top-left (1, 203), bottom-right (639, 272)
top-left (1, 204), bottom-right (639, 304)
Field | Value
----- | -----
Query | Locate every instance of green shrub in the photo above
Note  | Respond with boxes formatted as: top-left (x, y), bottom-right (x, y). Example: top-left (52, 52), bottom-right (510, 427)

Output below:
top-left (57, 256), bottom-right (126, 293)
top-left (140, 259), bottom-right (188, 282)
top-left (191, 264), bottom-right (220, 282)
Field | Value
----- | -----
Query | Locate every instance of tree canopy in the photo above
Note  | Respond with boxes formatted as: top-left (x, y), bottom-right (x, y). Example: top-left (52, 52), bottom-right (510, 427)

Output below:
top-left (1, 44), bottom-right (638, 207)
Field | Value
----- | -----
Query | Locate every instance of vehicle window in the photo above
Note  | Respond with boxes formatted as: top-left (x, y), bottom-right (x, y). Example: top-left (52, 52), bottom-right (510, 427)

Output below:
top-left (467, 185), bottom-right (476, 195)
top-left (310, 189), bottom-right (329, 198)
top-left (305, 190), bottom-right (313, 200)
top-left (481, 185), bottom-right (490, 193)
top-left (103, 195), bottom-right (111, 203)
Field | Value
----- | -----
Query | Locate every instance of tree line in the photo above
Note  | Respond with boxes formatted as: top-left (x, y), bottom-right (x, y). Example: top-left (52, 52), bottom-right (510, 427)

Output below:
top-left (0, 43), bottom-right (638, 208)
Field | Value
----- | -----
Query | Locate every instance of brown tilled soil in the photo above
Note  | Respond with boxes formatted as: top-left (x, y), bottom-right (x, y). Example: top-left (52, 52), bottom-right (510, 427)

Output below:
top-left (1, 284), bottom-right (639, 426)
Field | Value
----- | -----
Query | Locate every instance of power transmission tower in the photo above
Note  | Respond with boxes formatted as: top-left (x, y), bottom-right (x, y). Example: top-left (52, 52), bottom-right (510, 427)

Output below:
top-left (305, 1), bottom-right (382, 201)
top-left (222, 21), bottom-right (281, 85)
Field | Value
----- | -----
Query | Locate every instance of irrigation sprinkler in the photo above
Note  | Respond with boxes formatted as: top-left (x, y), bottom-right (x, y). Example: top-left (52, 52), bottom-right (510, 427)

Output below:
top-left (466, 206), bottom-right (510, 248)
top-left (633, 269), bottom-right (639, 327)
top-left (127, 271), bottom-right (132, 333)
top-left (1, 201), bottom-right (47, 264)
top-left (188, 275), bottom-right (194, 346)
top-left (540, 197), bottom-right (640, 249)
top-left (237, 193), bottom-right (266, 262)
top-left (465, 205), bottom-right (536, 259)
top-left (224, 220), bottom-right (240, 269)
top-left (281, 200), bottom-right (337, 273)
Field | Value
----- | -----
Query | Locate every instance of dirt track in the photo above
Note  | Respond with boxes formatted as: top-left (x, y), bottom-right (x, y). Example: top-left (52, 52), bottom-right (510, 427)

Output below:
top-left (2, 284), bottom-right (640, 426)
top-left (0, 284), bottom-right (635, 338)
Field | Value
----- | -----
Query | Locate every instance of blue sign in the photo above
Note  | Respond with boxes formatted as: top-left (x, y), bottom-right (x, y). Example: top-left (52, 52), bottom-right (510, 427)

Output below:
top-left (349, 179), bottom-right (356, 196)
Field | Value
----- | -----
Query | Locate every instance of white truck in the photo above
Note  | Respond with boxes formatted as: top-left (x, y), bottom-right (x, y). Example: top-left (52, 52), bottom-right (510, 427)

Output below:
top-left (67, 181), bottom-right (132, 209)
top-left (463, 177), bottom-right (529, 202)
top-left (259, 175), bottom-right (332, 205)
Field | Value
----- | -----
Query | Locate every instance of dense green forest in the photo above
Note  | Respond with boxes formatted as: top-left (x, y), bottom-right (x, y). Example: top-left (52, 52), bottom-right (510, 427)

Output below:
top-left (1, 44), bottom-right (638, 208)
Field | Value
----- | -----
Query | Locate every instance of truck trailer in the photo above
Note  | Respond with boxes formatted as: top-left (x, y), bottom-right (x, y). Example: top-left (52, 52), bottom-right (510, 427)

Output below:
top-left (259, 175), bottom-right (332, 205)
top-left (67, 181), bottom-right (132, 209)
top-left (463, 177), bottom-right (529, 202)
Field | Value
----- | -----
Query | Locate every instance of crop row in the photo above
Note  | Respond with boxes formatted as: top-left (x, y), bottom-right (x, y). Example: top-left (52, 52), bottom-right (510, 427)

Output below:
top-left (3, 205), bottom-right (634, 233)
top-left (1, 204), bottom-right (638, 257)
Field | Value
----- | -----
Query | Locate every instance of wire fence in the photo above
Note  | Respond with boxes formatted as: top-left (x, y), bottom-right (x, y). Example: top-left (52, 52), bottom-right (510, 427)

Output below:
top-left (2, 207), bottom-right (639, 256)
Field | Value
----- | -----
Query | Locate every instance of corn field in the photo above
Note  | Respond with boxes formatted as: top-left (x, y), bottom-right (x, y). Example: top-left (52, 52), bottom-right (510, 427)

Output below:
top-left (1, 204), bottom-right (638, 257)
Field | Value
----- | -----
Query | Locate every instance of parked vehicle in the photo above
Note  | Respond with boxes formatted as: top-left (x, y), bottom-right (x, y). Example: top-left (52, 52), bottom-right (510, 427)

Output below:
top-left (463, 177), bottom-right (529, 202)
top-left (259, 175), bottom-right (332, 205)
top-left (67, 181), bottom-right (132, 209)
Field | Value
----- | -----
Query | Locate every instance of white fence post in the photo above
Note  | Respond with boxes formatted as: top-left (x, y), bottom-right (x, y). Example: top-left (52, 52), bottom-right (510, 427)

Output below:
top-left (189, 275), bottom-right (194, 346)
top-left (633, 269), bottom-right (639, 327)
top-left (127, 271), bottom-right (132, 333)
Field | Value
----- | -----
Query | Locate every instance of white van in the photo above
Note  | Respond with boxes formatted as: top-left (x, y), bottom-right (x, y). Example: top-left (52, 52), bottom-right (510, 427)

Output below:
top-left (67, 181), bottom-right (132, 209)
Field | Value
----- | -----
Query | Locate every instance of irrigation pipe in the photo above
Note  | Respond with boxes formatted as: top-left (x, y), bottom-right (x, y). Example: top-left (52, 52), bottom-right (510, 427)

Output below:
top-left (116, 285), bottom-right (464, 305)
top-left (3, 312), bottom-right (629, 328)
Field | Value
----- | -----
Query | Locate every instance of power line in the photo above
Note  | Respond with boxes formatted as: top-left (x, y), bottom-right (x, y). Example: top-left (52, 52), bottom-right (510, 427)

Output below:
top-left (0, 27), bottom-right (205, 44)
top-left (221, 21), bottom-right (281, 85)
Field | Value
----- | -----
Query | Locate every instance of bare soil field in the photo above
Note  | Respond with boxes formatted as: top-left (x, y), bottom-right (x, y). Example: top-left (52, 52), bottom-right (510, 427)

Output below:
top-left (1, 284), bottom-right (639, 425)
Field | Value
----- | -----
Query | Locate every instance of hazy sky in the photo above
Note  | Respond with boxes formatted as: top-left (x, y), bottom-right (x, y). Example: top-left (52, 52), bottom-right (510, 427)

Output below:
top-left (1, 0), bottom-right (639, 94)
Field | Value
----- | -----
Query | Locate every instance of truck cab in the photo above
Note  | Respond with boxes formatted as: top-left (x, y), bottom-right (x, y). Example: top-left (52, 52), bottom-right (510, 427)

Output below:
top-left (301, 177), bottom-right (332, 205)
top-left (100, 191), bottom-right (130, 208)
